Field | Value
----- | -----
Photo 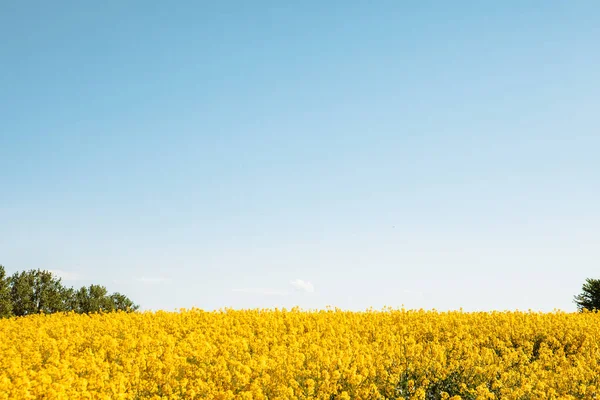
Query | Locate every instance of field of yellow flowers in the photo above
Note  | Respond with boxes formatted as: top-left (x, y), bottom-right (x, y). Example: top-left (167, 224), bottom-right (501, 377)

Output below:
top-left (1, 308), bottom-right (600, 400)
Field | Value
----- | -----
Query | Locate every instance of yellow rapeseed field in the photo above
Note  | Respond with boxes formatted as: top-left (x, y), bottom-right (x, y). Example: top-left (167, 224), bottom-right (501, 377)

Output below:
top-left (1, 308), bottom-right (599, 400)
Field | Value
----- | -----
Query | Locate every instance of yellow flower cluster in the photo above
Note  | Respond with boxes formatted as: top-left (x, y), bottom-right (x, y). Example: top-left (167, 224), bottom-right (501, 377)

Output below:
top-left (1, 308), bottom-right (599, 399)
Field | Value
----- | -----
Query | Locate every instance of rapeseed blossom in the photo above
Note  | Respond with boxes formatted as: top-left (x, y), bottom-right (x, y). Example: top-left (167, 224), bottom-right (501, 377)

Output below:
top-left (1, 308), bottom-right (599, 399)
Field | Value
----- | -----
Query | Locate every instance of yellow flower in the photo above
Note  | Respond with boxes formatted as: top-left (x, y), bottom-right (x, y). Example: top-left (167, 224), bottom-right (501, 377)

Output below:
top-left (1, 309), bottom-right (599, 398)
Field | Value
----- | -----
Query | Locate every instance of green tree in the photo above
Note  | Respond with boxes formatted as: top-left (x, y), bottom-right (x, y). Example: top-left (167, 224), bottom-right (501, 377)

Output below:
top-left (0, 265), bottom-right (13, 318)
top-left (109, 292), bottom-right (139, 312)
top-left (73, 284), bottom-right (113, 313)
top-left (9, 269), bottom-right (71, 316)
top-left (72, 284), bottom-right (139, 314)
top-left (574, 278), bottom-right (600, 312)
top-left (62, 286), bottom-right (79, 312)
top-left (1, 266), bottom-right (139, 318)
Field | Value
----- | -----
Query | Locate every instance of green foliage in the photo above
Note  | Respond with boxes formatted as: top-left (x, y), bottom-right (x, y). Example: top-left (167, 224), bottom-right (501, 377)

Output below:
top-left (109, 292), bottom-right (139, 312)
top-left (73, 284), bottom-right (140, 313)
top-left (72, 284), bottom-right (106, 313)
top-left (0, 266), bottom-right (13, 318)
top-left (9, 269), bottom-right (71, 316)
top-left (574, 278), bottom-right (600, 312)
top-left (0, 266), bottom-right (139, 318)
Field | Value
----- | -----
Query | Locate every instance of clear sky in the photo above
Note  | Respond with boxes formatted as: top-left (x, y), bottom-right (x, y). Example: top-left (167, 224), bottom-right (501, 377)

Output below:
top-left (1, 2), bottom-right (598, 312)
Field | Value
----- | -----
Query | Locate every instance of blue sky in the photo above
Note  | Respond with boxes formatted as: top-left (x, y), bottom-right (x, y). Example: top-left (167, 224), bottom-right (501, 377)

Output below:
top-left (1, 1), bottom-right (598, 312)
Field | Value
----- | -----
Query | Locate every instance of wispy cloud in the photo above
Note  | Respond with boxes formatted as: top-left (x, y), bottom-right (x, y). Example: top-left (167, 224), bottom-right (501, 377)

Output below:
top-left (136, 277), bottom-right (171, 285)
top-left (49, 269), bottom-right (82, 281)
top-left (290, 279), bottom-right (315, 293)
top-left (232, 288), bottom-right (290, 296)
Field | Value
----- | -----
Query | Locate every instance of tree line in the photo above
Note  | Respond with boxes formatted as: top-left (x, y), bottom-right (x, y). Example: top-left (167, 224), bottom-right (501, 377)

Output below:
top-left (1, 263), bottom-right (599, 317)
top-left (0, 265), bottom-right (138, 318)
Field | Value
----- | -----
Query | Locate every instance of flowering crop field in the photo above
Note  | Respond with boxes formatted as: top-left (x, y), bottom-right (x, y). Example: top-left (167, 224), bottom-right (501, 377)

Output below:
top-left (1, 309), bottom-right (600, 400)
